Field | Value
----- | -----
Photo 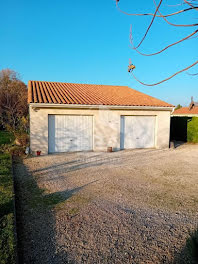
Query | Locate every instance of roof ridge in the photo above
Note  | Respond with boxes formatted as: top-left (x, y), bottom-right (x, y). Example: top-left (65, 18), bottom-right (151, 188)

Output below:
top-left (29, 80), bottom-right (129, 88)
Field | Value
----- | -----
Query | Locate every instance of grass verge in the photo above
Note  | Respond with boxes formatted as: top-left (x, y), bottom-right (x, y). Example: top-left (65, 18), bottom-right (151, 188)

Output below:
top-left (0, 137), bottom-right (16, 263)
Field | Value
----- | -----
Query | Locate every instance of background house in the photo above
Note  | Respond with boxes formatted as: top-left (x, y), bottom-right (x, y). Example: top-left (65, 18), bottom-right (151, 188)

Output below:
top-left (171, 97), bottom-right (198, 142)
top-left (172, 97), bottom-right (198, 117)
top-left (28, 81), bottom-right (173, 155)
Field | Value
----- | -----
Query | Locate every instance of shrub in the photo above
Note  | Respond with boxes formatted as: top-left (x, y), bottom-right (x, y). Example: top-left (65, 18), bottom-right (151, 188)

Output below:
top-left (187, 117), bottom-right (198, 143)
top-left (14, 132), bottom-right (29, 147)
top-left (9, 146), bottom-right (26, 157)
top-left (0, 131), bottom-right (28, 156)
top-left (0, 131), bottom-right (15, 146)
top-left (0, 69), bottom-right (28, 131)
top-left (0, 153), bottom-right (15, 264)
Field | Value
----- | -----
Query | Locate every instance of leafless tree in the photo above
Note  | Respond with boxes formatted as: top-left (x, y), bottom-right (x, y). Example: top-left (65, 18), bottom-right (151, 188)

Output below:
top-left (0, 69), bottom-right (28, 131)
top-left (116, 0), bottom-right (198, 86)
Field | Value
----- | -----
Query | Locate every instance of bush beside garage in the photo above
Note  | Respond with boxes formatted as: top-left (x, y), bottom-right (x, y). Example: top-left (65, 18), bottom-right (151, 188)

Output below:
top-left (187, 117), bottom-right (198, 143)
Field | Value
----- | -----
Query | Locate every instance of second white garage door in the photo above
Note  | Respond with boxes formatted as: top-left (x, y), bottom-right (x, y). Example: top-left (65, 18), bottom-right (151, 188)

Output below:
top-left (120, 116), bottom-right (156, 149)
top-left (48, 115), bottom-right (93, 153)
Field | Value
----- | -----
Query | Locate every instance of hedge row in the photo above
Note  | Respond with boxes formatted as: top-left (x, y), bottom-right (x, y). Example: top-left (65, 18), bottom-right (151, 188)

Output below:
top-left (187, 117), bottom-right (198, 143)
top-left (0, 153), bottom-right (16, 264)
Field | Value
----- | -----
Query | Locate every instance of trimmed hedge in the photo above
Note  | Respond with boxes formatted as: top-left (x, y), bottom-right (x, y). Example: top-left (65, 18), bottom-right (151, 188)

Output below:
top-left (187, 117), bottom-right (198, 143)
top-left (0, 153), bottom-right (15, 264)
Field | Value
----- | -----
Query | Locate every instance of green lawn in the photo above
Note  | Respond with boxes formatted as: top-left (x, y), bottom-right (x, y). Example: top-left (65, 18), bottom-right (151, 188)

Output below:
top-left (0, 131), bottom-right (16, 264)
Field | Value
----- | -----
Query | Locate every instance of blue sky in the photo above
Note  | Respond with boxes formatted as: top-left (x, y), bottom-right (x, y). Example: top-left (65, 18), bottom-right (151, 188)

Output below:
top-left (0, 0), bottom-right (197, 106)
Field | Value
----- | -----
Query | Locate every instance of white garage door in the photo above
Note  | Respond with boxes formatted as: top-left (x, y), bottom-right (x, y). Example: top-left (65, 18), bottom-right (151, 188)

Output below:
top-left (120, 116), bottom-right (156, 149)
top-left (48, 115), bottom-right (93, 153)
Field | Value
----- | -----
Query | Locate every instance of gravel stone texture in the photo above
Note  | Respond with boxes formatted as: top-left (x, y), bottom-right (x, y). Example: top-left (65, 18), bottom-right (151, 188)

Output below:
top-left (14, 144), bottom-right (198, 264)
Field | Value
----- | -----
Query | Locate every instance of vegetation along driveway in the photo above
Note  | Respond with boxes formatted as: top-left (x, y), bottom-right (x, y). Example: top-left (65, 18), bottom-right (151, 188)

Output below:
top-left (14, 145), bottom-right (198, 264)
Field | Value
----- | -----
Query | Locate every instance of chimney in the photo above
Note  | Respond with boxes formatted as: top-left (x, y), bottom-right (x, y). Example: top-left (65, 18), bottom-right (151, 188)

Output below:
top-left (189, 96), bottom-right (195, 110)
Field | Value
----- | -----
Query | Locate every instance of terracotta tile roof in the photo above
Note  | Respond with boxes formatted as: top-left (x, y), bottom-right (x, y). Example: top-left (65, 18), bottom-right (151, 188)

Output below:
top-left (172, 106), bottom-right (198, 115)
top-left (28, 80), bottom-right (173, 107)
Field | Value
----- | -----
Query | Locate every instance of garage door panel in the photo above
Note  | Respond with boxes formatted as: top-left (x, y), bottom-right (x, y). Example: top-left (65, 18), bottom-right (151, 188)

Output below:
top-left (121, 116), bottom-right (155, 149)
top-left (48, 115), bottom-right (55, 153)
top-left (55, 115), bottom-right (73, 152)
top-left (49, 115), bottom-right (93, 153)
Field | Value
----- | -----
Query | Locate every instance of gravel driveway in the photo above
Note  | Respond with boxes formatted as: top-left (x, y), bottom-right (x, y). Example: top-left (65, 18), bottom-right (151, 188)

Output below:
top-left (14, 144), bottom-right (198, 264)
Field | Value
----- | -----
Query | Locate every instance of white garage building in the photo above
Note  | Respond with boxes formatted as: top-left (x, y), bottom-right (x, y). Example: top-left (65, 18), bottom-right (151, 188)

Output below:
top-left (28, 81), bottom-right (173, 155)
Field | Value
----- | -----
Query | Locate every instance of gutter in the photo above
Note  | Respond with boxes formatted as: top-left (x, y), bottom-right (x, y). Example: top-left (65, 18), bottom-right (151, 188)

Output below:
top-left (171, 114), bottom-right (198, 117)
top-left (29, 103), bottom-right (174, 111)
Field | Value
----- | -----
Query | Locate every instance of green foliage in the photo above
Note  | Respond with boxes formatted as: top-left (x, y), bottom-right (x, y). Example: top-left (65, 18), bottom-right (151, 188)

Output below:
top-left (0, 130), bottom-right (29, 157)
top-left (175, 104), bottom-right (182, 110)
top-left (0, 214), bottom-right (15, 264)
top-left (187, 117), bottom-right (198, 143)
top-left (0, 153), bottom-right (15, 264)
top-left (0, 131), bottom-right (15, 146)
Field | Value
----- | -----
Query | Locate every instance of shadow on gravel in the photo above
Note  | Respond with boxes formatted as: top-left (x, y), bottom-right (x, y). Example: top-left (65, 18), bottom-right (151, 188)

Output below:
top-left (32, 155), bottom-right (118, 175)
top-left (13, 158), bottom-right (96, 264)
top-left (172, 141), bottom-right (186, 149)
top-left (173, 229), bottom-right (198, 264)
top-left (30, 149), bottom-right (163, 183)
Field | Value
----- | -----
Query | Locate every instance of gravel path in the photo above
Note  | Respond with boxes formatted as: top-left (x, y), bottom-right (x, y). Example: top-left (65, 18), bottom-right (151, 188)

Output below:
top-left (14, 145), bottom-right (198, 263)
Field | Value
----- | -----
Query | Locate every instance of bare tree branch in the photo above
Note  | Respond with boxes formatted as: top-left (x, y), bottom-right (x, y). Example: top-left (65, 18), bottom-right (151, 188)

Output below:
top-left (116, 1), bottom-right (197, 18)
top-left (0, 69), bottom-right (28, 130)
top-left (183, 0), bottom-right (198, 10)
top-left (153, 0), bottom-right (198, 27)
top-left (129, 26), bottom-right (198, 56)
top-left (186, 71), bottom-right (198, 75)
top-left (115, 0), bottom-right (197, 85)
top-left (131, 60), bottom-right (198, 86)
top-left (131, 0), bottom-right (163, 49)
